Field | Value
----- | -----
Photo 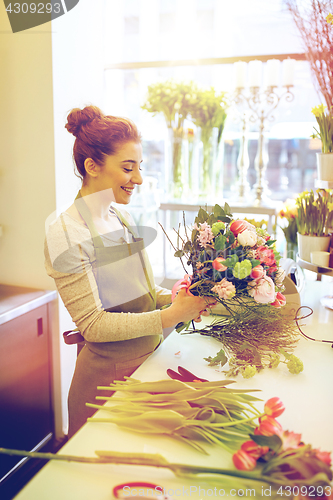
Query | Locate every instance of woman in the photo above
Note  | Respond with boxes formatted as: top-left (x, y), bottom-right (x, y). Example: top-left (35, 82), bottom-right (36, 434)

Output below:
top-left (45, 105), bottom-right (214, 438)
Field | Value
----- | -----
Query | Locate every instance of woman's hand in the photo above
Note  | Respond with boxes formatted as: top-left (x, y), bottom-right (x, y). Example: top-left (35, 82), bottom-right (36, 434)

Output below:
top-left (161, 289), bottom-right (217, 329)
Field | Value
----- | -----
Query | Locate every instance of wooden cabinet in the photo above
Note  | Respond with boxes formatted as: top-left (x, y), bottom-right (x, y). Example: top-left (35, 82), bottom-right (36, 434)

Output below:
top-left (0, 285), bottom-right (57, 494)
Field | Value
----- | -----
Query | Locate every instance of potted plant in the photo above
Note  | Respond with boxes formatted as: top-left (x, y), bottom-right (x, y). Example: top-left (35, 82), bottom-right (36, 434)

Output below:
top-left (295, 189), bottom-right (333, 261)
top-left (311, 104), bottom-right (333, 181)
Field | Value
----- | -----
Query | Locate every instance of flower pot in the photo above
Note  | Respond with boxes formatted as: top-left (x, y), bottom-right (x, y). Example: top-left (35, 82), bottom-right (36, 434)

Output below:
top-left (297, 232), bottom-right (331, 262)
top-left (316, 153), bottom-right (333, 182)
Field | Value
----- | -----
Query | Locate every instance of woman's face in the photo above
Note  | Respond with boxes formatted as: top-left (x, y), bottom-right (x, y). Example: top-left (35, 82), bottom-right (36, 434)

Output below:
top-left (94, 141), bottom-right (143, 204)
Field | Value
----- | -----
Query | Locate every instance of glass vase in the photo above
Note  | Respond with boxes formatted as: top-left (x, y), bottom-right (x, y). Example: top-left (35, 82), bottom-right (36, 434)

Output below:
top-left (198, 127), bottom-right (224, 200)
top-left (166, 126), bottom-right (184, 200)
top-left (286, 240), bottom-right (298, 261)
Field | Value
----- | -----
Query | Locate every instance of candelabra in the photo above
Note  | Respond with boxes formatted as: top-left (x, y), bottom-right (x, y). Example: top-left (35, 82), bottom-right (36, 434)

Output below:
top-left (232, 59), bottom-right (295, 206)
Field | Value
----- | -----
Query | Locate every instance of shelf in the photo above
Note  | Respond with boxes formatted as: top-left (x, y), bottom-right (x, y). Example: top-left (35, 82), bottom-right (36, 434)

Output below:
top-left (314, 179), bottom-right (333, 189)
top-left (296, 255), bottom-right (333, 277)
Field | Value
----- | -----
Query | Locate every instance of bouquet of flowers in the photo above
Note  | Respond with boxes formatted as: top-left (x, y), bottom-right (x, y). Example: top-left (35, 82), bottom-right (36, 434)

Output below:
top-left (166, 203), bottom-right (302, 377)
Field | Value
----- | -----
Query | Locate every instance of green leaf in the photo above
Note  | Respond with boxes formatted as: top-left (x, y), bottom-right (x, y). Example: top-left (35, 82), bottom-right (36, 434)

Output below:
top-left (223, 253), bottom-right (238, 267)
top-left (266, 239), bottom-right (276, 246)
top-left (251, 259), bottom-right (261, 268)
top-left (196, 208), bottom-right (209, 224)
top-left (214, 234), bottom-right (227, 251)
top-left (204, 349), bottom-right (228, 367)
top-left (176, 321), bottom-right (191, 333)
top-left (174, 250), bottom-right (184, 258)
top-left (249, 433), bottom-right (283, 452)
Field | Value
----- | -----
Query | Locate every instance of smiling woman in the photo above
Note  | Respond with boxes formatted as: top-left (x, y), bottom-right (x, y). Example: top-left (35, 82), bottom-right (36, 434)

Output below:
top-left (44, 105), bottom-right (215, 438)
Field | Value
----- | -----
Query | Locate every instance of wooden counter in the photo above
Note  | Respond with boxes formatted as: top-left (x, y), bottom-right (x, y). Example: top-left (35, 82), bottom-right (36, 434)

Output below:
top-left (0, 285), bottom-right (57, 497)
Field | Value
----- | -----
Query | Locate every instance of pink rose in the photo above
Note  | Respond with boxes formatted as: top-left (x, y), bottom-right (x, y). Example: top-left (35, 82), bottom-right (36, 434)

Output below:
top-left (271, 292), bottom-right (286, 308)
top-left (212, 257), bottom-right (228, 272)
top-left (229, 219), bottom-right (251, 236)
top-left (256, 245), bottom-right (276, 267)
top-left (250, 265), bottom-right (265, 280)
top-left (248, 275), bottom-right (276, 303)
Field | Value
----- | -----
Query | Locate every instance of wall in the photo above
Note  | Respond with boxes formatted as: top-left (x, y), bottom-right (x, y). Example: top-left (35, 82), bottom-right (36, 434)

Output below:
top-left (0, 5), bottom-right (56, 290)
top-left (51, 0), bottom-right (105, 432)
top-left (0, 0), bottom-right (106, 434)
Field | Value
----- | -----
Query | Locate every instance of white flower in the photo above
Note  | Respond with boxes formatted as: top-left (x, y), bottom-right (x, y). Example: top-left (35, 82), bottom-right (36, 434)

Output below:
top-left (238, 229), bottom-right (258, 247)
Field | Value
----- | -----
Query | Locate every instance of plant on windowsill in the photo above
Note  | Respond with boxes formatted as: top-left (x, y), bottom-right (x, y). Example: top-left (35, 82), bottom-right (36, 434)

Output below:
top-left (295, 189), bottom-right (333, 262)
top-left (311, 104), bottom-right (333, 181)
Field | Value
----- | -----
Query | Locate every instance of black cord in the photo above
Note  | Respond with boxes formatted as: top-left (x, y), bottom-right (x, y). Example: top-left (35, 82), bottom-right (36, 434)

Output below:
top-left (294, 306), bottom-right (333, 347)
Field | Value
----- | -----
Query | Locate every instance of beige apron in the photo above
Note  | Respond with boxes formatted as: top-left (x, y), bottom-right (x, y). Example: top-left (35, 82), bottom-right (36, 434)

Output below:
top-left (67, 193), bottom-right (162, 437)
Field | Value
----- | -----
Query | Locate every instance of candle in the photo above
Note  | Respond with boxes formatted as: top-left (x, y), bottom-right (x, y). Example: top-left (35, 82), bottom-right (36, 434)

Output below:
top-left (248, 60), bottom-right (262, 87)
top-left (234, 61), bottom-right (247, 88)
top-left (265, 59), bottom-right (280, 87)
top-left (282, 59), bottom-right (296, 86)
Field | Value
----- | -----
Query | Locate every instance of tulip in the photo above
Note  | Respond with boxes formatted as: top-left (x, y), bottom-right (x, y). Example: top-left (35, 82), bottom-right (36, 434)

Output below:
top-left (232, 449), bottom-right (257, 471)
top-left (271, 292), bottom-right (287, 308)
top-left (257, 415), bottom-right (283, 437)
top-left (212, 257), bottom-right (228, 272)
top-left (171, 274), bottom-right (193, 301)
top-left (241, 440), bottom-right (269, 459)
top-left (250, 265), bottom-right (265, 280)
top-left (229, 219), bottom-right (250, 236)
top-left (264, 397), bottom-right (285, 418)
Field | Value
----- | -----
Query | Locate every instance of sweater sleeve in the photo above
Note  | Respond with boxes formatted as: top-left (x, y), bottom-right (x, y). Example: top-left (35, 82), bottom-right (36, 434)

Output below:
top-left (44, 213), bottom-right (167, 343)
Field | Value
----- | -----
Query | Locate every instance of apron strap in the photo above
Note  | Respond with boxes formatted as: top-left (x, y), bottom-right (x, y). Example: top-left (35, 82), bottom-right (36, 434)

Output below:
top-left (74, 192), bottom-right (155, 302)
top-left (74, 192), bottom-right (105, 249)
top-left (111, 206), bottom-right (155, 302)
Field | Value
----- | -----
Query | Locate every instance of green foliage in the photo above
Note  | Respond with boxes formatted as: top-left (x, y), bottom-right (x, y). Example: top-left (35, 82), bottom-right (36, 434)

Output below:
top-left (295, 189), bottom-right (333, 236)
top-left (311, 104), bottom-right (333, 153)
top-left (204, 348), bottom-right (228, 367)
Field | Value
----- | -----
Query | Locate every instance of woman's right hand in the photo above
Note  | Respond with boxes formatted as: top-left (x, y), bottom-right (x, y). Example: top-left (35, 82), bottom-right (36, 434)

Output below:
top-left (161, 289), bottom-right (216, 328)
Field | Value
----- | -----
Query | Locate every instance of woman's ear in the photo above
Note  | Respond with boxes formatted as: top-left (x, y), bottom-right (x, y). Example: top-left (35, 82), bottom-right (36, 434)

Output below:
top-left (84, 158), bottom-right (100, 178)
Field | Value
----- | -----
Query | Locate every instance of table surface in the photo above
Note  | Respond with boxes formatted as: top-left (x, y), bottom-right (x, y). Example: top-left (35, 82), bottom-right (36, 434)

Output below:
top-left (14, 278), bottom-right (333, 500)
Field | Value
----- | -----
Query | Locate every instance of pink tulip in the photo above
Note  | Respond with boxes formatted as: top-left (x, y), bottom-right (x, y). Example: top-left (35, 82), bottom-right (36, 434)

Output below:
top-left (271, 292), bottom-right (286, 308)
top-left (230, 219), bottom-right (250, 236)
top-left (264, 397), bottom-right (285, 418)
top-left (212, 257), bottom-right (228, 272)
top-left (241, 440), bottom-right (269, 459)
top-left (232, 449), bottom-right (257, 471)
top-left (250, 265), bottom-right (265, 280)
top-left (171, 274), bottom-right (193, 301)
top-left (257, 415), bottom-right (283, 437)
